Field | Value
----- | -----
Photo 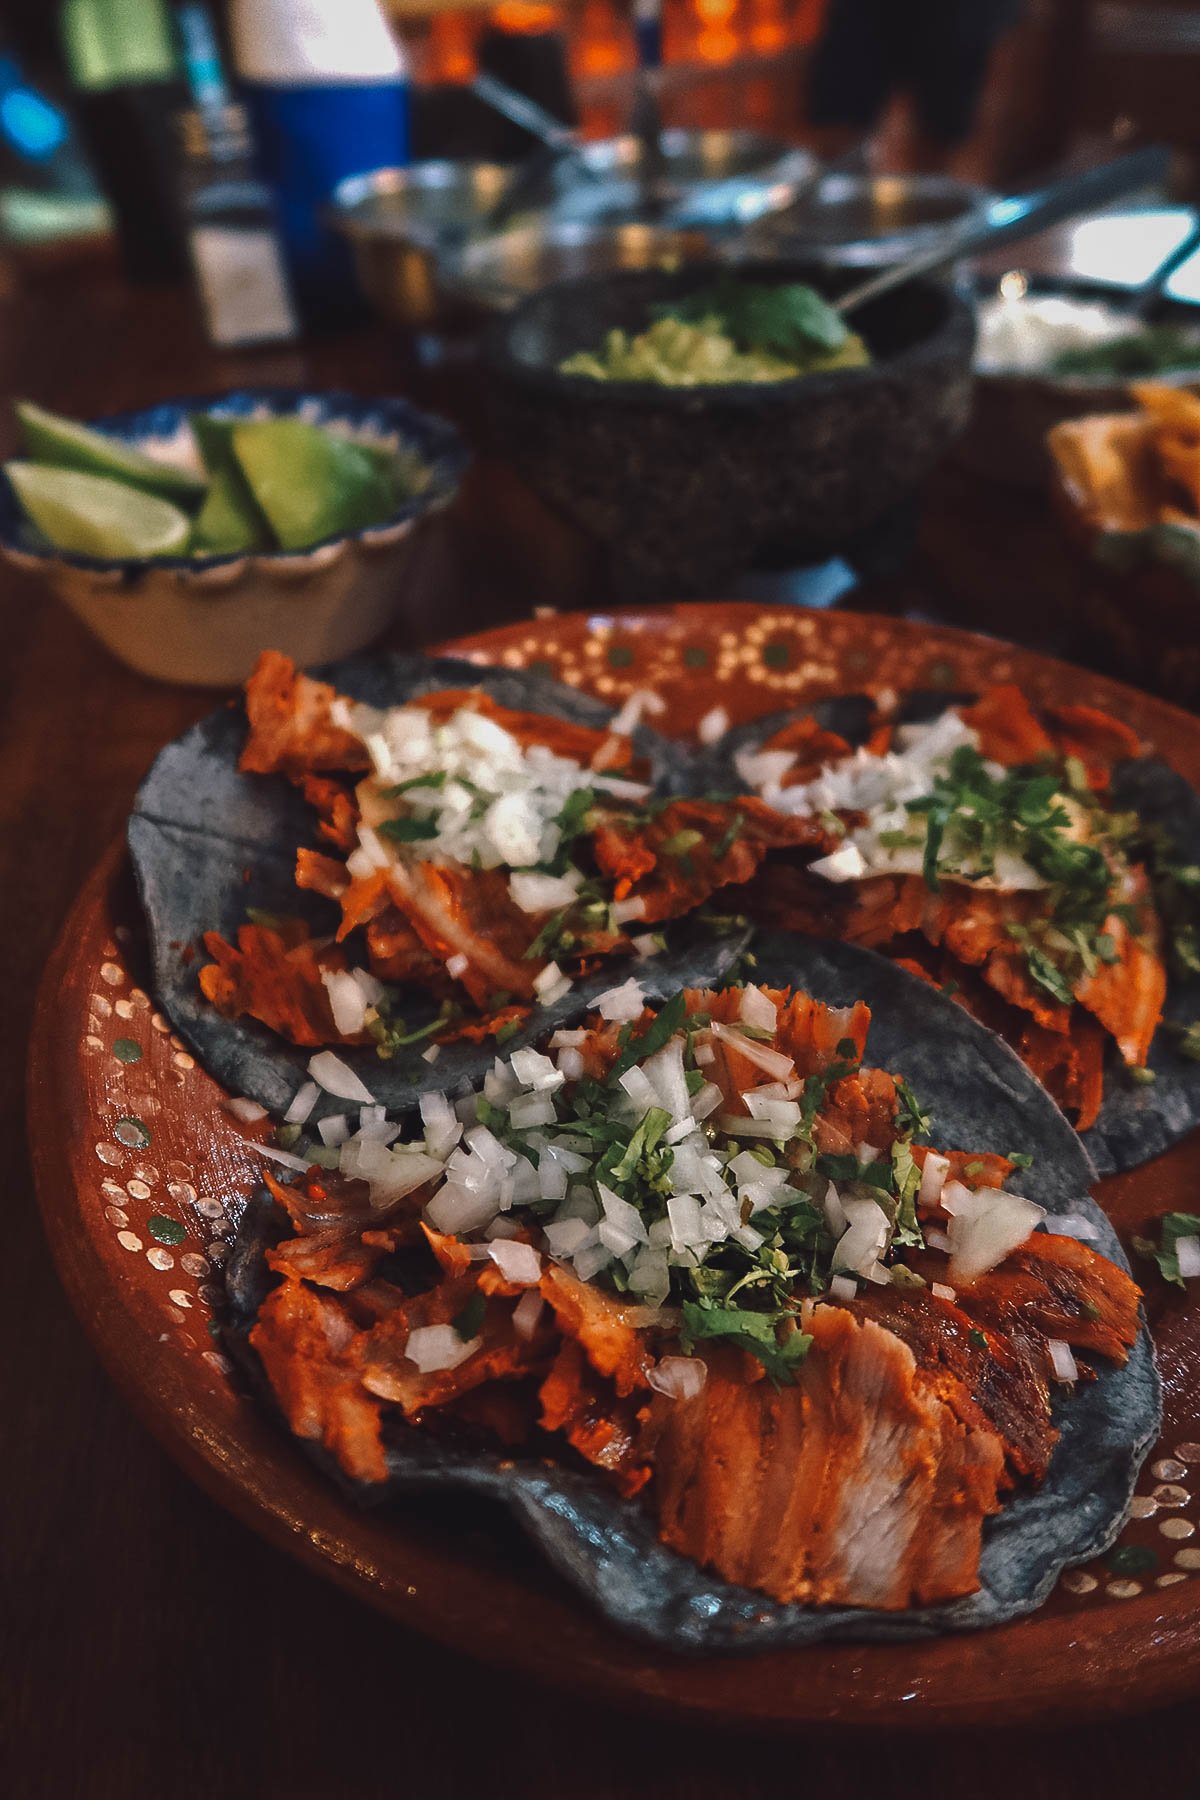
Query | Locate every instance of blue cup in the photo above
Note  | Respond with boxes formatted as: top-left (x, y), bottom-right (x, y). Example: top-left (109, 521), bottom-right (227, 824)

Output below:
top-left (243, 78), bottom-right (410, 323)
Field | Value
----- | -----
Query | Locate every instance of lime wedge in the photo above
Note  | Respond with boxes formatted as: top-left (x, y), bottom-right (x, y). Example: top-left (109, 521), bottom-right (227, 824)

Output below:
top-left (189, 414), bottom-right (271, 553)
top-left (231, 417), bottom-right (396, 552)
top-left (16, 400), bottom-right (206, 504)
top-left (189, 465), bottom-right (269, 555)
top-left (5, 462), bottom-right (191, 559)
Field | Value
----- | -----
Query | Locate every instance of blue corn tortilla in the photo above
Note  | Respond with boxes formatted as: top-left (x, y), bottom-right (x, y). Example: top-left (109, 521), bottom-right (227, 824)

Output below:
top-left (708, 691), bottom-right (1200, 1175)
top-left (223, 932), bottom-right (1159, 1652)
top-left (128, 653), bottom-right (703, 1123)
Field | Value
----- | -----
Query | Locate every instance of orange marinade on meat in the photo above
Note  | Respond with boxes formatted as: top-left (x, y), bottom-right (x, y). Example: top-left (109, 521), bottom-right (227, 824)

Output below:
top-left (244, 981), bottom-right (1141, 1611)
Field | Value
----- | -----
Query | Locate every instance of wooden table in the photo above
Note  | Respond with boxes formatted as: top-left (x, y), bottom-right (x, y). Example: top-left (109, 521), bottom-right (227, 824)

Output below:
top-left (3, 254), bottom-right (1194, 1797)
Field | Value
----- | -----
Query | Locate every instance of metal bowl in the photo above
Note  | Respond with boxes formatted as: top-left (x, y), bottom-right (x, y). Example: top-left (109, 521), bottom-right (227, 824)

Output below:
top-left (762, 173), bottom-right (991, 267)
top-left (547, 130), bottom-right (816, 229)
top-left (331, 137), bottom-right (817, 327)
top-left (447, 218), bottom-right (713, 314)
top-left (330, 162), bottom-right (511, 328)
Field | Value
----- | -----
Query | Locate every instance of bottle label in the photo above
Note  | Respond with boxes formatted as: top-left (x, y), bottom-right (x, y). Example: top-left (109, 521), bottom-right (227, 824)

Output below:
top-left (189, 224), bottom-right (298, 346)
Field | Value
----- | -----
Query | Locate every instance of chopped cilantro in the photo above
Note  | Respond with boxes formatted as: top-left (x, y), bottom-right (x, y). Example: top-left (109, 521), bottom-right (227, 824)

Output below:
top-left (969, 1327), bottom-right (989, 1350)
top-left (378, 815), bottom-right (440, 843)
top-left (1133, 1212), bottom-right (1200, 1287)
top-left (680, 1299), bottom-right (812, 1385)
top-left (610, 992), bottom-right (687, 1079)
top-left (451, 1292), bottom-right (486, 1341)
top-left (660, 828), bottom-right (704, 857)
top-left (712, 814), bottom-right (745, 861)
top-left (380, 770), bottom-right (448, 797)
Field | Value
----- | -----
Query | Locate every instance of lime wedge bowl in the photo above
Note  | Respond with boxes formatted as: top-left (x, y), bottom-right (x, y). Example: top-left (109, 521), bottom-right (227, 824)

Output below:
top-left (0, 388), bottom-right (467, 687)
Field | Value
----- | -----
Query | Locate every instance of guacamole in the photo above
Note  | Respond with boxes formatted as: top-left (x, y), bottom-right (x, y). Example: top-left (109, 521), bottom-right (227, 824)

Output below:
top-left (559, 280), bottom-right (871, 387)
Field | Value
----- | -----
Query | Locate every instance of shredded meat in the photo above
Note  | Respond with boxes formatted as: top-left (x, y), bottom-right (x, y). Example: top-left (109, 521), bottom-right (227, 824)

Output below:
top-left (650, 1313), bottom-right (1006, 1609)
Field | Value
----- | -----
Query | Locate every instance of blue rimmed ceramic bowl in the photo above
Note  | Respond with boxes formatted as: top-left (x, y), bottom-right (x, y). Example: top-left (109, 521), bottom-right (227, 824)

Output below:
top-left (0, 388), bottom-right (469, 687)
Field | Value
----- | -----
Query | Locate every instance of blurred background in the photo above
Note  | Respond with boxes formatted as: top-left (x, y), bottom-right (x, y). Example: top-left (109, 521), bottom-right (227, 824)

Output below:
top-left (3, 1), bottom-right (1197, 279)
top-left (5, 1), bottom-right (1200, 701)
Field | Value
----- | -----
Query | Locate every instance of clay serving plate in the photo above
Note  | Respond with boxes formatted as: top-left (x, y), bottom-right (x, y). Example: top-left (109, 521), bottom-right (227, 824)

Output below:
top-left (28, 604), bottom-right (1200, 1729)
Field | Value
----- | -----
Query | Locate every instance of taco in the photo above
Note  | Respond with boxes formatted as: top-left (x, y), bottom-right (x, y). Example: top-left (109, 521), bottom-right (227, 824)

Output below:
top-left (223, 934), bottom-right (1158, 1650)
top-left (129, 650), bottom-right (813, 1121)
top-left (709, 685), bottom-right (1200, 1174)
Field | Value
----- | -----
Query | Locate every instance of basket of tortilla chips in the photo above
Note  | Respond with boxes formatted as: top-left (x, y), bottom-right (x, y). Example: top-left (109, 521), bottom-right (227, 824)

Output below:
top-left (1049, 383), bottom-right (1200, 707)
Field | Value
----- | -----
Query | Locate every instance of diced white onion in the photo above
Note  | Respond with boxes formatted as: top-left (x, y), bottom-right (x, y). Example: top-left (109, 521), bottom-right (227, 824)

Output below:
top-left (573, 1241), bottom-right (614, 1280)
top-left (322, 969), bottom-right (368, 1038)
top-left (828, 1274), bottom-right (858, 1303)
top-left (317, 1113), bottom-right (349, 1147)
top-left (510, 1047), bottom-right (564, 1092)
top-left (598, 1183), bottom-right (649, 1243)
top-left (510, 869), bottom-right (582, 914)
top-left (808, 843), bottom-right (868, 882)
top-left (349, 966), bottom-right (385, 1005)
top-left (556, 1047), bottom-right (585, 1080)
top-left (1177, 1235), bottom-right (1200, 1279)
top-left (422, 1044), bottom-right (441, 1063)
top-left (735, 746), bottom-right (796, 789)
top-left (283, 1081), bottom-right (319, 1126)
top-left (613, 897), bottom-right (647, 925)
top-left (344, 1142), bottom-right (444, 1205)
top-left (405, 1324), bottom-right (481, 1374)
top-left (834, 1196), bottom-right (891, 1277)
top-left (932, 1282), bottom-right (957, 1302)
top-left (549, 1029), bottom-right (587, 1049)
top-left (647, 1356), bottom-right (707, 1400)
top-left (598, 1218), bottom-right (637, 1256)
top-left (508, 1091), bottom-right (558, 1129)
top-left (225, 1095), bottom-right (268, 1123)
top-left (918, 1152), bottom-right (951, 1210)
top-left (947, 1188), bottom-right (1046, 1284)
top-left (710, 1021), bottom-right (794, 1081)
top-left (595, 978), bottom-right (646, 1022)
top-left (533, 961), bottom-right (572, 1004)
top-left (609, 687), bottom-right (664, 735)
top-left (689, 1082), bottom-right (723, 1122)
top-left (425, 1181), bottom-right (498, 1235)
top-left (420, 1091), bottom-right (461, 1159)
top-left (1047, 1338), bottom-right (1079, 1383)
top-left (512, 1291), bottom-right (545, 1339)
top-left (667, 1193), bottom-right (703, 1251)
top-left (445, 953), bottom-right (469, 980)
top-left (487, 1239), bottom-right (542, 1286)
top-left (618, 1065), bottom-right (657, 1110)
top-left (739, 985), bottom-right (778, 1033)
top-left (243, 1139), bottom-right (311, 1173)
top-left (544, 1217), bottom-right (592, 1257)
top-left (308, 1050), bottom-right (375, 1105)
top-left (697, 705), bottom-right (729, 746)
top-left (642, 1036), bottom-right (691, 1125)
top-left (926, 1227), bottom-right (952, 1253)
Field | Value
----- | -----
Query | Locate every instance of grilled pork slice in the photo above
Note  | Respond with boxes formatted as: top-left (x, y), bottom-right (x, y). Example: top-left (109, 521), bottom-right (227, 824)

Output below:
top-left (852, 1286), bottom-right (1057, 1482)
top-left (651, 1307), bottom-right (1006, 1610)
top-left (951, 1233), bottom-right (1142, 1367)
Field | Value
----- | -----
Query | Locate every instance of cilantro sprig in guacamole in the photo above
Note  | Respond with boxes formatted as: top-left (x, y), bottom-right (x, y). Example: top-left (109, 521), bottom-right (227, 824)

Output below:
top-left (560, 280), bottom-right (871, 387)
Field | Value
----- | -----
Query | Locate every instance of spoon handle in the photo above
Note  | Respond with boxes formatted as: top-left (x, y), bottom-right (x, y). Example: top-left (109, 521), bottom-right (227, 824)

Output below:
top-left (834, 144), bottom-right (1172, 317)
top-left (1133, 215), bottom-right (1200, 319)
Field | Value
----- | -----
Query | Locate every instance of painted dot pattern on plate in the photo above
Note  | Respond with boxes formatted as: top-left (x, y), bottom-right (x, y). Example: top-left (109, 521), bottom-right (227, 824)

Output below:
top-left (57, 607), bottom-right (1200, 1636)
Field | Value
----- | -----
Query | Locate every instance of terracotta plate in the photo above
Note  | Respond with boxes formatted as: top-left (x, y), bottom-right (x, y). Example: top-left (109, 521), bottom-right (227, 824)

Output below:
top-left (30, 605), bottom-right (1200, 1729)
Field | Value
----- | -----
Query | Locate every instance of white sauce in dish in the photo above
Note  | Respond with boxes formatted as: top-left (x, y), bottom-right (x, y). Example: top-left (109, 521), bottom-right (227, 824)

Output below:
top-left (975, 290), bottom-right (1155, 377)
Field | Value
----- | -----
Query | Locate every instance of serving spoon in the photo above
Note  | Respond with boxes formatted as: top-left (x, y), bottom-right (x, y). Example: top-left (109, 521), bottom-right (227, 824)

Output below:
top-left (832, 144), bottom-right (1172, 318)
